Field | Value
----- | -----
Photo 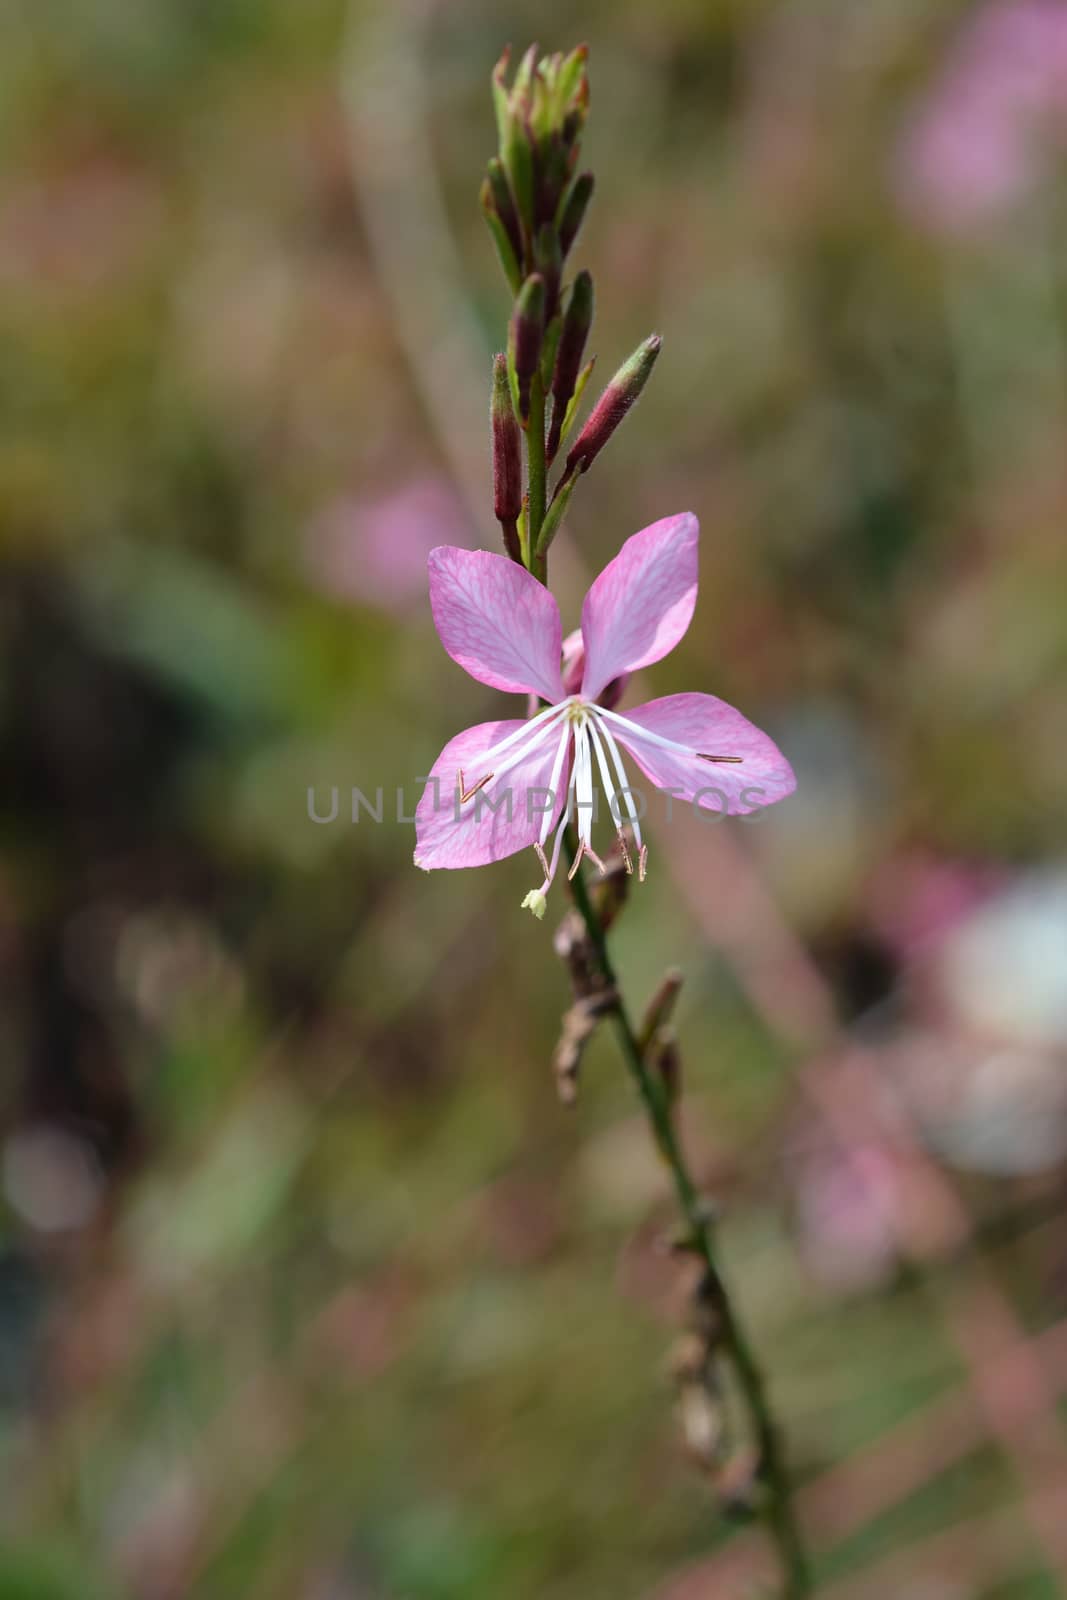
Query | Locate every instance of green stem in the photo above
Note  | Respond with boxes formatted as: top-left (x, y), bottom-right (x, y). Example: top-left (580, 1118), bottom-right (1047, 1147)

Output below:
top-left (565, 831), bottom-right (812, 1599)
top-left (526, 371), bottom-right (547, 580)
top-left (520, 359), bottom-right (806, 1592)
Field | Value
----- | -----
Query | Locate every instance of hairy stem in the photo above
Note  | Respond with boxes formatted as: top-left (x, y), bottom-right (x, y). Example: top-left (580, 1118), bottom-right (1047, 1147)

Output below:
top-left (564, 830), bottom-right (811, 1598)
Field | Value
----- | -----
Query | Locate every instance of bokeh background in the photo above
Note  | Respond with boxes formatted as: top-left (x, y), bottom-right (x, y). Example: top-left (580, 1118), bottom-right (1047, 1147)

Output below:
top-left (4, 0), bottom-right (1067, 1595)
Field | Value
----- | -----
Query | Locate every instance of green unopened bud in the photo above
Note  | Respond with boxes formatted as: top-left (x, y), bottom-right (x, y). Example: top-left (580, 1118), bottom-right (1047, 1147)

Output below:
top-left (492, 43), bottom-right (591, 247)
top-left (564, 334), bottom-right (661, 477)
top-left (548, 270), bottom-right (594, 463)
top-left (533, 223), bottom-right (562, 322)
top-left (512, 42), bottom-right (539, 110)
top-left (480, 177), bottom-right (521, 292)
top-left (558, 171), bottom-right (594, 257)
top-left (493, 47), bottom-right (536, 238)
top-left (491, 47), bottom-right (513, 149)
top-left (509, 273), bottom-right (546, 424)
top-left (556, 45), bottom-right (589, 123)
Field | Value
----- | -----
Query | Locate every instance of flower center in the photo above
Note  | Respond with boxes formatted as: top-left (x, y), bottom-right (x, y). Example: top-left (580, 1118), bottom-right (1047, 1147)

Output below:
top-left (452, 696), bottom-right (743, 919)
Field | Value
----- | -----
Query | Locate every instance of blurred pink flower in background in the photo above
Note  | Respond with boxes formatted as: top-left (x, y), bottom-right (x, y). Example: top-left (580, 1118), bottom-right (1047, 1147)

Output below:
top-left (896, 0), bottom-right (1067, 233)
top-left (793, 1139), bottom-right (901, 1293)
top-left (305, 476), bottom-right (472, 613)
top-left (869, 850), bottom-right (1008, 965)
top-left (872, 859), bottom-right (1067, 1176)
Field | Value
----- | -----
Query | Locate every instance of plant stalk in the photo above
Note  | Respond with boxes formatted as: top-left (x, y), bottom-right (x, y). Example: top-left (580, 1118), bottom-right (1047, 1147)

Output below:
top-left (563, 835), bottom-right (811, 1597)
top-left (522, 329), bottom-right (809, 1598)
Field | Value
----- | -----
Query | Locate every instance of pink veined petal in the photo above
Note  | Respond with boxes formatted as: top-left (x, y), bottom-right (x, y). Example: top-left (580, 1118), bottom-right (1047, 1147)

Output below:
top-left (579, 513), bottom-right (699, 701)
top-left (428, 546), bottom-right (565, 702)
top-left (414, 717), bottom-right (571, 870)
top-left (606, 693), bottom-right (796, 817)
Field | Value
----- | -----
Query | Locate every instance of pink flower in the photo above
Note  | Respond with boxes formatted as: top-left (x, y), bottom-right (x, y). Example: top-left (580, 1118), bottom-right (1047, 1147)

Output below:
top-left (414, 514), bottom-right (796, 916)
top-left (305, 478), bottom-right (471, 614)
top-left (896, 0), bottom-right (1067, 234)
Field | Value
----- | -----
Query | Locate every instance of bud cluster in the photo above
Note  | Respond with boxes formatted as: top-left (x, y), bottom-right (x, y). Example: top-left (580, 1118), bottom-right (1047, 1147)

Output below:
top-left (483, 45), bottom-right (661, 571)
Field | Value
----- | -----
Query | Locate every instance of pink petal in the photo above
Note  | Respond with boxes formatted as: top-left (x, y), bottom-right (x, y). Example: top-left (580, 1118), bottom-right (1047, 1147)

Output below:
top-left (414, 717), bottom-right (570, 870)
top-left (611, 693), bottom-right (795, 817)
top-left (579, 513), bottom-right (699, 701)
top-left (428, 547), bottom-right (565, 702)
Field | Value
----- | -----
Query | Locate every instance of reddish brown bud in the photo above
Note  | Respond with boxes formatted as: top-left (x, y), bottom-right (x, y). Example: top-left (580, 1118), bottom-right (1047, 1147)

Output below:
top-left (509, 272), bottom-right (546, 422)
top-left (486, 157), bottom-right (524, 270)
top-left (491, 354), bottom-right (522, 559)
top-left (548, 270), bottom-right (593, 462)
top-left (533, 224), bottom-right (562, 322)
top-left (558, 171), bottom-right (594, 257)
top-left (564, 334), bottom-right (661, 476)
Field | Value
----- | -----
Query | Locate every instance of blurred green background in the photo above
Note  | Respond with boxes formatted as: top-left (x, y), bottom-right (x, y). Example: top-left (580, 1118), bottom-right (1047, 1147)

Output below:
top-left (3, 0), bottom-right (1067, 1596)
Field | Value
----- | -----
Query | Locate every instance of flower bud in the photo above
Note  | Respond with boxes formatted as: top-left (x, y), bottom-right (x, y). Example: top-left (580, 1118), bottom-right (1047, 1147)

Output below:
top-left (533, 223), bottom-right (562, 322)
top-left (480, 177), bottom-right (520, 292)
top-left (491, 354), bottom-right (522, 558)
top-left (492, 49), bottom-right (535, 238)
top-left (534, 136), bottom-right (570, 232)
top-left (638, 968), bottom-right (683, 1053)
top-left (487, 157), bottom-right (524, 271)
top-left (564, 333), bottom-right (661, 477)
top-left (492, 44), bottom-right (590, 247)
top-left (556, 45), bottom-right (590, 126)
top-left (548, 270), bottom-right (593, 462)
top-left (509, 272), bottom-right (546, 423)
top-left (558, 171), bottom-right (594, 258)
top-left (651, 1028), bottom-right (681, 1108)
top-left (512, 43), bottom-right (539, 110)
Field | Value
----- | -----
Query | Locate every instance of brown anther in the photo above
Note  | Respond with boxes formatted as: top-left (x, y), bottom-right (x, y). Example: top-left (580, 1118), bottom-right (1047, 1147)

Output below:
top-left (534, 841), bottom-right (550, 877)
top-left (584, 843), bottom-right (608, 876)
top-left (638, 844), bottom-right (648, 882)
top-left (698, 753), bottom-right (743, 763)
top-left (616, 829), bottom-right (633, 874)
top-left (457, 769), bottom-right (494, 804)
top-left (567, 840), bottom-right (586, 880)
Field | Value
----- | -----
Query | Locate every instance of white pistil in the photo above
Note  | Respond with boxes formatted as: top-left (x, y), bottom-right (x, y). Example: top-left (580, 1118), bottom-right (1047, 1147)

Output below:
top-left (478, 699), bottom-right (568, 763)
top-left (586, 715), bottom-right (632, 873)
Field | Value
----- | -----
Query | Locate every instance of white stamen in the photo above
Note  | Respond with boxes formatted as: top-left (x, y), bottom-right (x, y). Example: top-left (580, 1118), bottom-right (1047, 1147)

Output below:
top-left (573, 719), bottom-right (595, 850)
top-left (519, 696), bottom-right (678, 913)
top-left (586, 716), bottom-right (633, 869)
top-left (540, 722), bottom-right (573, 846)
top-left (591, 711), bottom-right (644, 852)
top-left (474, 700), bottom-right (570, 770)
top-left (597, 705), bottom-right (741, 768)
top-left (459, 703), bottom-right (570, 801)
